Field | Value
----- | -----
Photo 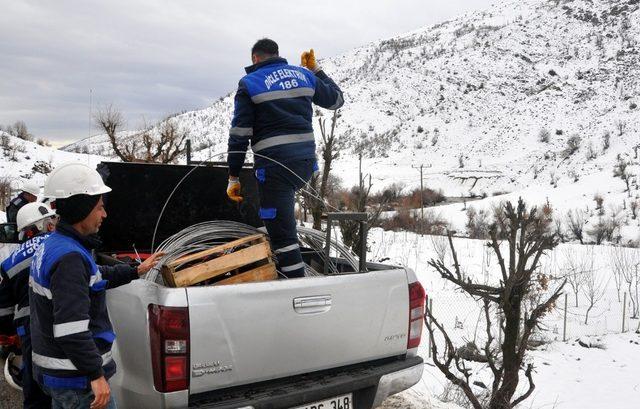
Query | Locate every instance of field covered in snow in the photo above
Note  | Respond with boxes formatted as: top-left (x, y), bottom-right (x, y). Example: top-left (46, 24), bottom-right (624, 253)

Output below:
top-left (370, 228), bottom-right (640, 408)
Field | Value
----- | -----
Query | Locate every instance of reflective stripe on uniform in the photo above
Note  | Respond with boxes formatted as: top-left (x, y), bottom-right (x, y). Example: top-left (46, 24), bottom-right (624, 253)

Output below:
top-left (281, 262), bottom-right (305, 273)
top-left (0, 307), bottom-right (13, 317)
top-left (251, 133), bottom-right (314, 153)
top-left (328, 93), bottom-right (344, 110)
top-left (229, 127), bottom-right (253, 137)
top-left (53, 319), bottom-right (90, 338)
top-left (14, 306), bottom-right (29, 319)
top-left (6, 257), bottom-right (32, 279)
top-left (89, 272), bottom-right (102, 287)
top-left (33, 351), bottom-right (113, 371)
top-left (251, 87), bottom-right (315, 104)
top-left (274, 243), bottom-right (300, 255)
top-left (29, 276), bottom-right (52, 299)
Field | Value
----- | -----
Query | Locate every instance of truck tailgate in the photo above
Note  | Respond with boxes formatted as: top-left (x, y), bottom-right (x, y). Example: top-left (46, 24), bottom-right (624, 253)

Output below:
top-left (187, 269), bottom-right (409, 395)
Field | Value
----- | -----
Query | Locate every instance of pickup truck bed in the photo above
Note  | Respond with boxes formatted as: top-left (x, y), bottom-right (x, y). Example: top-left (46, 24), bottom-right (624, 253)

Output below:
top-left (96, 161), bottom-right (425, 408)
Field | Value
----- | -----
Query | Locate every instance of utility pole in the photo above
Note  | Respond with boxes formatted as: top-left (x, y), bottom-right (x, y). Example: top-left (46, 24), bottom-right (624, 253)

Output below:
top-left (412, 164), bottom-right (431, 220)
top-left (89, 88), bottom-right (92, 139)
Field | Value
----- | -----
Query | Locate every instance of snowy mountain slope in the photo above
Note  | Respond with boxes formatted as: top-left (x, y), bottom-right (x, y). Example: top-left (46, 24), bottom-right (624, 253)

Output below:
top-left (63, 0), bottom-right (640, 233)
top-left (0, 130), bottom-right (107, 196)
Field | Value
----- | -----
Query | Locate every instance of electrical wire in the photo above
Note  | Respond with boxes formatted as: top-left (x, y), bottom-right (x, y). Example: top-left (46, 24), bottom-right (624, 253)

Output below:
top-left (145, 221), bottom-right (360, 285)
top-left (150, 150), bottom-right (341, 252)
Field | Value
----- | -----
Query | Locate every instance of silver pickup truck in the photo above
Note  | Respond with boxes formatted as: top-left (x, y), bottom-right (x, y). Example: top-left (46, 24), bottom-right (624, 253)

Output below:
top-left (99, 162), bottom-right (426, 408)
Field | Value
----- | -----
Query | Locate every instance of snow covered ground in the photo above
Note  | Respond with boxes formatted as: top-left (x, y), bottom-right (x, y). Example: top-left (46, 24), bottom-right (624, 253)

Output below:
top-left (0, 130), bottom-right (106, 193)
top-left (370, 228), bottom-right (640, 408)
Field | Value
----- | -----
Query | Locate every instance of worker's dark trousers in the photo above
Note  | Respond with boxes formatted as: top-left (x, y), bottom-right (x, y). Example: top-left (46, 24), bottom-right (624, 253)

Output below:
top-left (256, 159), bottom-right (314, 278)
top-left (17, 320), bottom-right (52, 409)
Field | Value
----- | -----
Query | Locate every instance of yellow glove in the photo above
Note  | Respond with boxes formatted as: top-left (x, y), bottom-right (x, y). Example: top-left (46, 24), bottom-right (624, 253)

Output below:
top-left (226, 177), bottom-right (243, 203)
top-left (301, 48), bottom-right (320, 73)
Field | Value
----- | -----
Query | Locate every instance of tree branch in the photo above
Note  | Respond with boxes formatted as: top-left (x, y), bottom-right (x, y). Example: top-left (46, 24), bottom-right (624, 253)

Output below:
top-left (425, 307), bottom-right (483, 409)
top-left (511, 363), bottom-right (535, 407)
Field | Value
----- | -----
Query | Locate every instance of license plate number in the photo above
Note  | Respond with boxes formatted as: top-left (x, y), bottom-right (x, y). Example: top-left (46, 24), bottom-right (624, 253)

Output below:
top-left (293, 393), bottom-right (352, 409)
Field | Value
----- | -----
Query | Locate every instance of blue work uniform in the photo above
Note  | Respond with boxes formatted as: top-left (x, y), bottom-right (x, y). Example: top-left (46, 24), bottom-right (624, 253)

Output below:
top-left (0, 232), bottom-right (51, 408)
top-left (6, 192), bottom-right (30, 224)
top-left (29, 222), bottom-right (138, 403)
top-left (227, 57), bottom-right (344, 277)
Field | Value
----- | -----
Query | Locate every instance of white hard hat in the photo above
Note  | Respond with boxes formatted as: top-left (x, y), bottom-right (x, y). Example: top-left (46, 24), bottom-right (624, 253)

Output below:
top-left (4, 352), bottom-right (22, 390)
top-left (16, 202), bottom-right (56, 232)
top-left (22, 180), bottom-right (40, 196)
top-left (43, 163), bottom-right (111, 199)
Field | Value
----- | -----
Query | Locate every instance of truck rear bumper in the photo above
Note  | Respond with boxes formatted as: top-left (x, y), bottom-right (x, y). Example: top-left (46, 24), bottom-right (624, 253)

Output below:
top-left (188, 355), bottom-right (424, 409)
top-left (371, 358), bottom-right (424, 407)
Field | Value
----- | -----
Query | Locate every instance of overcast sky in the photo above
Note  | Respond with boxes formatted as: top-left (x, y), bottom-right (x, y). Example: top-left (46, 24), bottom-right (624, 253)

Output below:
top-left (0, 0), bottom-right (496, 144)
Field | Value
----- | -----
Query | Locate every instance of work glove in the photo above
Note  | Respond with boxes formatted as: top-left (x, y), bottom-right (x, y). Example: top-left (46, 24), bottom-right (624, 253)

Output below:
top-left (301, 49), bottom-right (320, 73)
top-left (227, 177), bottom-right (243, 203)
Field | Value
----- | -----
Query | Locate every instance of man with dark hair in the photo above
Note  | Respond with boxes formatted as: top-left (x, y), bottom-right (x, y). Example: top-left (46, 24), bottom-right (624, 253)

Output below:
top-left (251, 38), bottom-right (279, 57)
top-left (29, 163), bottom-right (163, 409)
top-left (226, 38), bottom-right (344, 278)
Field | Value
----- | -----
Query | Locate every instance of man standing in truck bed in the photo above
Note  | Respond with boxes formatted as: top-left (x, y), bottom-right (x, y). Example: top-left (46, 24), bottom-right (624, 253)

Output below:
top-left (226, 38), bottom-right (344, 278)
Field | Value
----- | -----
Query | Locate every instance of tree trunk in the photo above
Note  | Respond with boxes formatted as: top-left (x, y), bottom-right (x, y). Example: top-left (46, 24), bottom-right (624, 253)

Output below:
top-left (489, 301), bottom-right (521, 409)
top-left (629, 282), bottom-right (638, 319)
top-left (575, 291), bottom-right (579, 308)
top-left (312, 206), bottom-right (322, 231)
top-left (585, 303), bottom-right (593, 325)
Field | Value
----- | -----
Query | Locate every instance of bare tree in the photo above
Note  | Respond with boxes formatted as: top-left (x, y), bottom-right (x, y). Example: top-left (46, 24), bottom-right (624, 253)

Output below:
top-left (307, 111), bottom-right (341, 230)
top-left (610, 246), bottom-right (627, 302)
top-left (96, 105), bottom-right (188, 163)
top-left (562, 247), bottom-right (588, 307)
top-left (613, 156), bottom-right (633, 197)
top-left (631, 201), bottom-right (639, 220)
top-left (338, 154), bottom-right (387, 254)
top-left (0, 177), bottom-right (12, 210)
top-left (602, 131), bottom-right (611, 152)
top-left (141, 119), bottom-right (188, 163)
top-left (538, 128), bottom-right (550, 143)
top-left (565, 209), bottom-right (586, 244)
top-left (620, 250), bottom-right (639, 319)
top-left (565, 135), bottom-right (581, 156)
top-left (426, 199), bottom-right (564, 409)
top-left (95, 105), bottom-right (132, 161)
top-left (581, 249), bottom-right (607, 324)
top-left (430, 234), bottom-right (448, 264)
top-left (588, 216), bottom-right (620, 244)
top-left (12, 120), bottom-right (32, 141)
top-left (615, 119), bottom-right (627, 136)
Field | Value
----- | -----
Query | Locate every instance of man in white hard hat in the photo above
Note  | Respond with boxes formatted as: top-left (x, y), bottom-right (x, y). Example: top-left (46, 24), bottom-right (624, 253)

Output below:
top-left (5, 180), bottom-right (40, 224)
top-left (29, 163), bottom-right (163, 409)
top-left (0, 202), bottom-right (57, 408)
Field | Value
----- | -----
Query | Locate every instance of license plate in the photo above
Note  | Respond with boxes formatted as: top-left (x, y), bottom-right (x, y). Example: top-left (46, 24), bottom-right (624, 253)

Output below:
top-left (292, 393), bottom-right (353, 409)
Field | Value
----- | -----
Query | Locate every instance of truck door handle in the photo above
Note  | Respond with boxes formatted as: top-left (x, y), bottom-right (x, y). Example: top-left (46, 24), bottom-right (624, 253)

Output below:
top-left (293, 295), bottom-right (332, 314)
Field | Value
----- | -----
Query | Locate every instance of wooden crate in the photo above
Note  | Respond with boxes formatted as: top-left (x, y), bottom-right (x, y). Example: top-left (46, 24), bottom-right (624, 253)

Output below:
top-left (161, 234), bottom-right (277, 287)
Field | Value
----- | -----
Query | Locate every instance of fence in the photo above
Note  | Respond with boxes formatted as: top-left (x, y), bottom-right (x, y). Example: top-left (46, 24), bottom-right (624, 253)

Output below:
top-left (422, 291), bottom-right (638, 359)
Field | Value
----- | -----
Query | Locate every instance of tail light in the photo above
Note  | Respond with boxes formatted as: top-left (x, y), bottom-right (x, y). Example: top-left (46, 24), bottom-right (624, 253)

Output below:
top-left (407, 281), bottom-right (426, 349)
top-left (149, 305), bottom-right (190, 392)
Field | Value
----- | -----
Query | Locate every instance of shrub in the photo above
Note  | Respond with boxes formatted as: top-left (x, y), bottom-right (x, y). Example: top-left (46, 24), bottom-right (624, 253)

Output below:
top-left (539, 128), bottom-right (551, 143)
top-left (380, 209), bottom-right (449, 235)
top-left (466, 207), bottom-right (490, 239)
top-left (602, 132), bottom-right (610, 151)
top-left (565, 135), bottom-right (581, 156)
